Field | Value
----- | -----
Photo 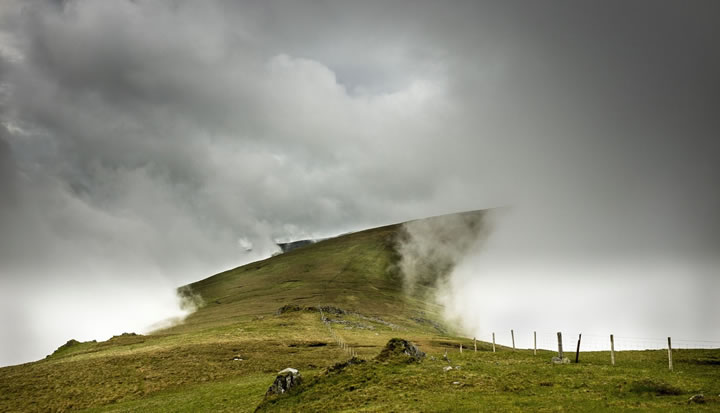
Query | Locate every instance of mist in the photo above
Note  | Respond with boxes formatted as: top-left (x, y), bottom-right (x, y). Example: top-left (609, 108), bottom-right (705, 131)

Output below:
top-left (435, 208), bottom-right (720, 351)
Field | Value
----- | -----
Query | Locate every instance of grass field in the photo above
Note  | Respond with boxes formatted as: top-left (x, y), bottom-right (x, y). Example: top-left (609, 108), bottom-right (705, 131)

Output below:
top-left (1, 211), bottom-right (718, 412)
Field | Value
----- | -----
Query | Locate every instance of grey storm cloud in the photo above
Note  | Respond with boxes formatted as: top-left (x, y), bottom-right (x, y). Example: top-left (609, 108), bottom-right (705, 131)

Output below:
top-left (0, 0), bottom-right (719, 365)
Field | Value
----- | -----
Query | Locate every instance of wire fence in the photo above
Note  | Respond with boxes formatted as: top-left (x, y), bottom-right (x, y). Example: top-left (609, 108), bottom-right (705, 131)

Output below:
top-left (320, 308), bottom-right (358, 358)
top-left (477, 330), bottom-right (720, 352)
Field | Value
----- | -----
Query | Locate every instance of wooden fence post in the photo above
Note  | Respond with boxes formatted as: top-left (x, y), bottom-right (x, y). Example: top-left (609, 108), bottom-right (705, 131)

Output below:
top-left (557, 332), bottom-right (564, 359)
top-left (460, 343), bottom-right (463, 353)
top-left (610, 334), bottom-right (615, 366)
top-left (533, 331), bottom-right (537, 355)
top-left (511, 329), bottom-right (515, 350)
top-left (575, 333), bottom-right (582, 363)
top-left (474, 337), bottom-right (477, 352)
top-left (667, 337), bottom-right (673, 371)
top-left (492, 332), bottom-right (496, 353)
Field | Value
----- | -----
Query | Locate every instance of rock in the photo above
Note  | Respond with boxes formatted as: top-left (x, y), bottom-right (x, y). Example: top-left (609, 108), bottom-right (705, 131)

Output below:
top-left (316, 305), bottom-right (346, 315)
top-left (376, 338), bottom-right (425, 363)
top-left (264, 368), bottom-right (302, 397)
top-left (688, 394), bottom-right (705, 404)
top-left (443, 366), bottom-right (453, 372)
top-left (443, 351), bottom-right (452, 364)
top-left (552, 356), bottom-right (571, 364)
top-left (452, 381), bottom-right (460, 385)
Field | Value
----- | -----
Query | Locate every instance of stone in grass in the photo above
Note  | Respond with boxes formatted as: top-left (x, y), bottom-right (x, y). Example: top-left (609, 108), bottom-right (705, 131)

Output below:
top-left (688, 394), bottom-right (705, 404)
top-left (444, 366), bottom-right (453, 372)
top-left (376, 338), bottom-right (425, 363)
top-left (552, 356), bottom-right (570, 364)
top-left (265, 368), bottom-right (302, 397)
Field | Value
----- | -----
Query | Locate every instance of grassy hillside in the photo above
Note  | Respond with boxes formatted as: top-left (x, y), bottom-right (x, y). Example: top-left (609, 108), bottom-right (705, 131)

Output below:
top-left (1, 210), bottom-right (719, 412)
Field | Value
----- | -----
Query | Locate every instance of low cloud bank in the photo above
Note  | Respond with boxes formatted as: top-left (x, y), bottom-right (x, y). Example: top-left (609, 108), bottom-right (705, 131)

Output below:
top-left (399, 207), bottom-right (720, 350)
top-left (0, 275), bottom-right (198, 367)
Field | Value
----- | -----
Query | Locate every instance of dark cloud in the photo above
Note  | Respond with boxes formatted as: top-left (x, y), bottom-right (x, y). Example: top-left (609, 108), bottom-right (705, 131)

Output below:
top-left (0, 0), bottom-right (719, 365)
top-left (0, 127), bottom-right (16, 207)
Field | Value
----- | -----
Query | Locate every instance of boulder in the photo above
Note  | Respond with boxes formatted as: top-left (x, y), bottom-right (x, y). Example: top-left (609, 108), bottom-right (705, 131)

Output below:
top-left (376, 338), bottom-right (425, 363)
top-left (264, 368), bottom-right (302, 397)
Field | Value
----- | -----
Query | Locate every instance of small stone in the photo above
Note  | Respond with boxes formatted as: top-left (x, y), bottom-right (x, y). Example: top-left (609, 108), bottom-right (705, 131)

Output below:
top-left (444, 366), bottom-right (453, 372)
top-left (688, 394), bottom-right (705, 404)
top-left (452, 381), bottom-right (460, 385)
top-left (551, 356), bottom-right (570, 364)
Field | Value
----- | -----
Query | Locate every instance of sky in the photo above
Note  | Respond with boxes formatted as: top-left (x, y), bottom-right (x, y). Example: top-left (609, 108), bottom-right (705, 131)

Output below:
top-left (1, 0), bottom-right (719, 366)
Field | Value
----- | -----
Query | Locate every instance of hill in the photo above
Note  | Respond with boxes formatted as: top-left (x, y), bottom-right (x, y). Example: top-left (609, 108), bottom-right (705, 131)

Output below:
top-left (1, 210), bottom-right (719, 412)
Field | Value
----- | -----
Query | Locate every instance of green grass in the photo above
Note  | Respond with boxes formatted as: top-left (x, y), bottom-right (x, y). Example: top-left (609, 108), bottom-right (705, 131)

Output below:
top-left (1, 210), bottom-right (718, 412)
top-left (256, 346), bottom-right (720, 412)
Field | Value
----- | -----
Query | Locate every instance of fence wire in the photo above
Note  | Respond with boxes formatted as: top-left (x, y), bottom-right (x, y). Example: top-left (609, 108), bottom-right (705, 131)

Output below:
top-left (474, 331), bottom-right (720, 352)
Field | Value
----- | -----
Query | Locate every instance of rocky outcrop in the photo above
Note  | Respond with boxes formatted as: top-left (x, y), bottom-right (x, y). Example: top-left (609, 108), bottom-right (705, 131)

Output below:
top-left (276, 304), bottom-right (347, 316)
top-left (277, 240), bottom-right (315, 253)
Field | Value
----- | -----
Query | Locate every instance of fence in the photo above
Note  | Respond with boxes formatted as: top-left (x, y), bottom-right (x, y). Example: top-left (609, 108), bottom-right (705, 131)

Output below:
top-left (485, 330), bottom-right (720, 352)
top-left (471, 330), bottom-right (720, 370)
top-left (320, 308), bottom-right (358, 358)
